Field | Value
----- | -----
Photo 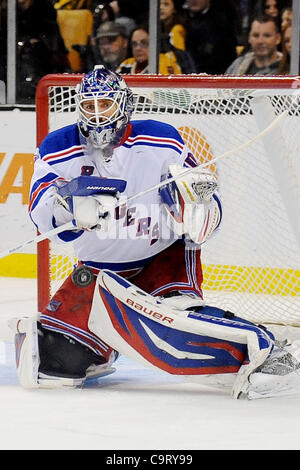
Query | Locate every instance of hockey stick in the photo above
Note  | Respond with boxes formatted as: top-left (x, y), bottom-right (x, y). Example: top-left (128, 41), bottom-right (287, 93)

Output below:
top-left (0, 221), bottom-right (75, 260)
top-left (126, 110), bottom-right (288, 203)
top-left (0, 110), bottom-right (286, 260)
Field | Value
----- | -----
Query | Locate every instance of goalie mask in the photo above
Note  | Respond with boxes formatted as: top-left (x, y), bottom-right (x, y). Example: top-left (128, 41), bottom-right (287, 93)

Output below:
top-left (75, 66), bottom-right (134, 159)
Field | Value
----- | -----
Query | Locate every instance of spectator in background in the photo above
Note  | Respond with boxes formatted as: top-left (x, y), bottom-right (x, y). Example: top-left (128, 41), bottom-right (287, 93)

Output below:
top-left (72, 2), bottom-right (116, 72)
top-left (160, 0), bottom-right (196, 73)
top-left (259, 0), bottom-right (290, 28)
top-left (260, 0), bottom-right (291, 20)
top-left (225, 14), bottom-right (282, 75)
top-left (280, 5), bottom-right (293, 32)
top-left (262, 0), bottom-right (281, 18)
top-left (117, 25), bottom-right (182, 74)
top-left (87, 1), bottom-right (137, 68)
top-left (92, 21), bottom-right (129, 71)
top-left (184, 0), bottom-right (238, 74)
top-left (278, 23), bottom-right (292, 74)
top-left (160, 0), bottom-right (186, 51)
top-left (17, 0), bottom-right (70, 103)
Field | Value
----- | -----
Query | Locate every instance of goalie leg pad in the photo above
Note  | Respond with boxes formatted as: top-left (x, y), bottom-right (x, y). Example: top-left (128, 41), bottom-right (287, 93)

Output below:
top-left (88, 270), bottom-right (274, 387)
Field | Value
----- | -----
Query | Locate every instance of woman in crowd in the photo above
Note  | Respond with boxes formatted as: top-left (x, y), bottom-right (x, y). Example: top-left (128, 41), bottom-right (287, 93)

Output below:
top-left (280, 5), bottom-right (293, 32)
top-left (117, 25), bottom-right (182, 74)
top-left (160, 0), bottom-right (187, 51)
top-left (278, 23), bottom-right (292, 74)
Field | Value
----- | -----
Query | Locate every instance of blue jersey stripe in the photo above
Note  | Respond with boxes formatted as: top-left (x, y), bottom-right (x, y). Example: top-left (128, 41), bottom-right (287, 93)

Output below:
top-left (46, 151), bottom-right (85, 166)
top-left (122, 141), bottom-right (183, 155)
top-left (29, 185), bottom-right (55, 213)
top-left (29, 172), bottom-right (59, 200)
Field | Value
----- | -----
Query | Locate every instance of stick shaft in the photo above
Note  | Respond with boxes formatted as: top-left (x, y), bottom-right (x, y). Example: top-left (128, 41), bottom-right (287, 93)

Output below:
top-left (127, 110), bottom-right (287, 203)
top-left (0, 221), bottom-right (74, 259)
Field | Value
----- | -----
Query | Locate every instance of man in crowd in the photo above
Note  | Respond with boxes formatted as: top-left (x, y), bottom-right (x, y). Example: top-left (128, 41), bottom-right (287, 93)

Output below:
top-left (225, 14), bottom-right (282, 75)
top-left (94, 21), bottom-right (129, 71)
top-left (74, 21), bottom-right (129, 72)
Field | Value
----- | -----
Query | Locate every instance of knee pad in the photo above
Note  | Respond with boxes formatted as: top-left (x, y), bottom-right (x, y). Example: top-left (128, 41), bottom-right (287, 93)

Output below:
top-left (38, 323), bottom-right (106, 379)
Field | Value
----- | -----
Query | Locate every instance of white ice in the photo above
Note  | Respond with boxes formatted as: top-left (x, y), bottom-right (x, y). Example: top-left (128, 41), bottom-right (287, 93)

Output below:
top-left (0, 277), bottom-right (300, 451)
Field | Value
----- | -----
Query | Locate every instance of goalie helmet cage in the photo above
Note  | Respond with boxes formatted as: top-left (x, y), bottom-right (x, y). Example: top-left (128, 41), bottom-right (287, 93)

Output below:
top-left (36, 74), bottom-right (300, 328)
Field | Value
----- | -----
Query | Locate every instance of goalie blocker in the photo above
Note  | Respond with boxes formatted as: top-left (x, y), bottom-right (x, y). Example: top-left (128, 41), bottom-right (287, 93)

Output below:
top-left (10, 269), bottom-right (300, 399)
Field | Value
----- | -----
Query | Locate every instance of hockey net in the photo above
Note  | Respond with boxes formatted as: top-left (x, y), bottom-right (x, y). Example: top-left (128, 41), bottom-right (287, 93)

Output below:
top-left (36, 74), bottom-right (300, 329)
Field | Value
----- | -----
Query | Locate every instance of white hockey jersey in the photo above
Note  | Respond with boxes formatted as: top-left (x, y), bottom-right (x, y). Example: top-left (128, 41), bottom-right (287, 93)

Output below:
top-left (29, 119), bottom-right (214, 273)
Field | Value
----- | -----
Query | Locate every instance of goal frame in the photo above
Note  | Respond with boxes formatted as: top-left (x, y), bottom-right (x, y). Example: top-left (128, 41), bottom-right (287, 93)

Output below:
top-left (35, 73), bottom-right (300, 313)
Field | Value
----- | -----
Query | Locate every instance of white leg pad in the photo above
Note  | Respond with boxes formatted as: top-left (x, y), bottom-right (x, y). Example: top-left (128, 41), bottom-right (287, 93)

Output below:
top-left (88, 270), bottom-right (273, 397)
top-left (9, 315), bottom-right (40, 389)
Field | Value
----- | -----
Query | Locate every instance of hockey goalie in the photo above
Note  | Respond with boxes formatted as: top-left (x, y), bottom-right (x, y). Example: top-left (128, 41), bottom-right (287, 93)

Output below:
top-left (10, 66), bottom-right (300, 400)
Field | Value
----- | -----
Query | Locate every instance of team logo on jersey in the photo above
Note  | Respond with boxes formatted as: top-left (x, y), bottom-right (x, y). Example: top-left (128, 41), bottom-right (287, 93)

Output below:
top-left (81, 166), bottom-right (95, 176)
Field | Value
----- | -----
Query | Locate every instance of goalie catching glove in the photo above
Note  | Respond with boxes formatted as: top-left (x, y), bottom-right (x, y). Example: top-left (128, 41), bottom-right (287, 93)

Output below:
top-left (53, 175), bottom-right (126, 231)
top-left (160, 164), bottom-right (222, 244)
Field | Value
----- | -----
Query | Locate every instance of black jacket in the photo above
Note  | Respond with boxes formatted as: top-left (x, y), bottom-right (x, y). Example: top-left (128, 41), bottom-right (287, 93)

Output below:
top-left (185, 6), bottom-right (237, 74)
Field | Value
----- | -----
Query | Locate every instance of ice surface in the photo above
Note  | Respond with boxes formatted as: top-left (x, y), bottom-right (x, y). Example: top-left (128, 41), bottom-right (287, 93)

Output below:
top-left (0, 277), bottom-right (300, 451)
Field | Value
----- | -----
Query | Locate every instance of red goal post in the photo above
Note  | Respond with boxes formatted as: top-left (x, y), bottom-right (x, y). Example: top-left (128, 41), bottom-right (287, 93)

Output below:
top-left (35, 74), bottom-right (300, 329)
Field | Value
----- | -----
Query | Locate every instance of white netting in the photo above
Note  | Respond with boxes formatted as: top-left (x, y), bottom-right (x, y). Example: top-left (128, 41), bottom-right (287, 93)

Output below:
top-left (45, 82), bottom-right (300, 326)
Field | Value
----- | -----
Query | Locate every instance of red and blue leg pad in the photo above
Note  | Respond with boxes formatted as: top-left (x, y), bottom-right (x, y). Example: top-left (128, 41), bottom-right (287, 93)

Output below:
top-left (97, 276), bottom-right (259, 376)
